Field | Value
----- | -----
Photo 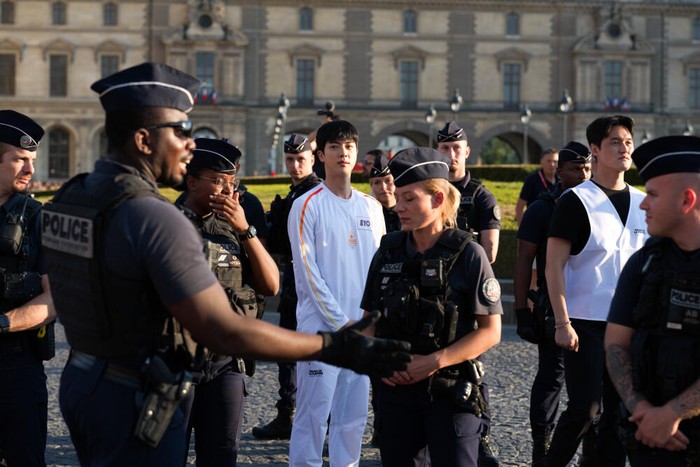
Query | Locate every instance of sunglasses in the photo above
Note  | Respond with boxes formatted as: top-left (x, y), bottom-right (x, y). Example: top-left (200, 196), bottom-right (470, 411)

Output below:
top-left (144, 121), bottom-right (193, 139)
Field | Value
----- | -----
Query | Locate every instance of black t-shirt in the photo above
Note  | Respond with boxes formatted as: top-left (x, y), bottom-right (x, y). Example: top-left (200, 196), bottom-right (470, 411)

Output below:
top-left (516, 188), bottom-right (559, 284)
top-left (519, 169), bottom-right (557, 205)
top-left (451, 173), bottom-right (501, 232)
top-left (238, 183), bottom-right (269, 239)
top-left (548, 181), bottom-right (631, 255)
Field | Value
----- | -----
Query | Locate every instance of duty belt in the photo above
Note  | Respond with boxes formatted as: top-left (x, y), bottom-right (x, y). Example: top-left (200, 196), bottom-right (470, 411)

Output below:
top-left (0, 332), bottom-right (31, 355)
top-left (67, 350), bottom-right (143, 390)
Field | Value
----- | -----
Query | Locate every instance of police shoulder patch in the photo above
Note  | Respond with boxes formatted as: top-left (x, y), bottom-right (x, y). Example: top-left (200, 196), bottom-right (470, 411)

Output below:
top-left (481, 277), bottom-right (501, 303)
top-left (492, 205), bottom-right (502, 221)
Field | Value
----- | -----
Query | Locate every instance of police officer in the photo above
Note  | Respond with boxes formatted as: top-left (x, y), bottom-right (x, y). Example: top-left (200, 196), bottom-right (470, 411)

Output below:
top-left (514, 141), bottom-right (592, 465)
top-left (175, 137), bottom-right (278, 464)
top-left (0, 110), bottom-right (55, 467)
top-left (436, 121), bottom-right (501, 465)
top-left (606, 135), bottom-right (700, 467)
top-left (361, 147), bottom-right (502, 467)
top-left (41, 62), bottom-right (410, 465)
top-left (253, 133), bottom-right (321, 440)
top-left (436, 122), bottom-right (501, 263)
top-left (368, 154), bottom-right (401, 233)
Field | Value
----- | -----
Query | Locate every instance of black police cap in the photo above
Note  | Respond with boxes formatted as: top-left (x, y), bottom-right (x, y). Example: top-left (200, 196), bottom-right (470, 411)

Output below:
top-left (284, 133), bottom-right (311, 154)
top-left (388, 147), bottom-right (450, 187)
top-left (558, 141), bottom-right (592, 164)
top-left (632, 135), bottom-right (700, 182)
top-left (369, 155), bottom-right (390, 179)
top-left (436, 121), bottom-right (467, 143)
top-left (0, 110), bottom-right (44, 151)
top-left (91, 62), bottom-right (200, 113)
top-left (188, 138), bottom-right (242, 174)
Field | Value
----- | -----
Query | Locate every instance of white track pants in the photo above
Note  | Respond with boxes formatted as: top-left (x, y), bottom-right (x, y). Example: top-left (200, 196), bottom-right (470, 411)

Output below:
top-left (288, 361), bottom-right (369, 467)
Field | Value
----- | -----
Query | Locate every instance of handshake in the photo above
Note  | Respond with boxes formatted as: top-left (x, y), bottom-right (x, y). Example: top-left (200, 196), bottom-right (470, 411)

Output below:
top-left (318, 311), bottom-right (412, 378)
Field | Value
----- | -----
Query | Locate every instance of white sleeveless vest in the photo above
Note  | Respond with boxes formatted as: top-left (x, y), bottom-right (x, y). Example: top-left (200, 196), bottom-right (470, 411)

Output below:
top-left (564, 180), bottom-right (648, 321)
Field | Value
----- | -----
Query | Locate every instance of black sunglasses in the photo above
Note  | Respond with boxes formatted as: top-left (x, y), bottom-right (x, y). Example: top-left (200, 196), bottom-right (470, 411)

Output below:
top-left (144, 120), bottom-right (193, 139)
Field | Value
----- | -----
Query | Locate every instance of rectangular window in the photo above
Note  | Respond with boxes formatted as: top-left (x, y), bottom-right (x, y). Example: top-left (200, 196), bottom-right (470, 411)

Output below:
top-left (100, 55), bottom-right (119, 78)
top-left (296, 58), bottom-right (314, 106)
top-left (195, 52), bottom-right (215, 91)
top-left (400, 60), bottom-right (418, 108)
top-left (604, 60), bottom-right (623, 100)
top-left (52, 2), bottom-right (66, 25)
top-left (503, 63), bottom-right (521, 109)
top-left (103, 2), bottom-right (118, 26)
top-left (50, 54), bottom-right (68, 97)
top-left (404, 10), bottom-right (417, 33)
top-left (691, 68), bottom-right (700, 109)
top-left (506, 13), bottom-right (520, 36)
top-left (299, 7), bottom-right (313, 31)
top-left (0, 1), bottom-right (14, 24)
top-left (0, 54), bottom-right (15, 95)
top-left (693, 17), bottom-right (700, 42)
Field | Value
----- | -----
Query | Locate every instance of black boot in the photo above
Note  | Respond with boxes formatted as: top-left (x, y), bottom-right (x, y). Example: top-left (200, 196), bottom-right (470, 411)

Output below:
top-left (478, 435), bottom-right (500, 467)
top-left (252, 402), bottom-right (295, 440)
top-left (532, 431), bottom-right (552, 467)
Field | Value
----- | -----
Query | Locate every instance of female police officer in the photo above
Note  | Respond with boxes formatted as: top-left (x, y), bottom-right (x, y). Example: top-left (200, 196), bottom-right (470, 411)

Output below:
top-left (175, 137), bottom-right (279, 465)
top-left (360, 147), bottom-right (502, 466)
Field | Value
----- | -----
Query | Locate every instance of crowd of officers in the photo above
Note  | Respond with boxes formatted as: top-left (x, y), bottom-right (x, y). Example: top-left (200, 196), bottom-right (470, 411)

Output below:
top-left (0, 60), bottom-right (698, 467)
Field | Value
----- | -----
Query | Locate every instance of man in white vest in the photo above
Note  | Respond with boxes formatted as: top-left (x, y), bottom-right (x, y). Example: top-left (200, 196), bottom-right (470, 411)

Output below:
top-left (544, 115), bottom-right (649, 467)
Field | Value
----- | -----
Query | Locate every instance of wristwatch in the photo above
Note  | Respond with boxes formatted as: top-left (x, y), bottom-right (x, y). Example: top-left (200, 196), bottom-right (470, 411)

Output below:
top-left (240, 225), bottom-right (257, 241)
top-left (0, 314), bottom-right (10, 333)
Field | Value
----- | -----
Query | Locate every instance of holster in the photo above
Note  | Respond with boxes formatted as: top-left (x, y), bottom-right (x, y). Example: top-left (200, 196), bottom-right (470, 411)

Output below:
top-left (133, 355), bottom-right (192, 447)
top-left (431, 360), bottom-right (488, 416)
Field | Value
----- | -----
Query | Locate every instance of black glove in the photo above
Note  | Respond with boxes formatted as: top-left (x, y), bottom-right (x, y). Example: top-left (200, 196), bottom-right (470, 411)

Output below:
top-left (515, 308), bottom-right (540, 344)
top-left (319, 311), bottom-right (411, 378)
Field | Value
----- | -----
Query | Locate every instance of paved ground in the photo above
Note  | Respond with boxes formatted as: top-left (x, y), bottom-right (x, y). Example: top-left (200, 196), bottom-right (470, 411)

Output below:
top-left (44, 301), bottom-right (584, 466)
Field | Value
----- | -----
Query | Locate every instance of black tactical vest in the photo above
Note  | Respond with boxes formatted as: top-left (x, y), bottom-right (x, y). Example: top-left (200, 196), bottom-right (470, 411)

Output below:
top-left (383, 205), bottom-right (401, 234)
top-left (373, 229), bottom-right (473, 354)
top-left (631, 238), bottom-right (700, 420)
top-left (42, 171), bottom-right (177, 361)
top-left (456, 178), bottom-right (483, 234)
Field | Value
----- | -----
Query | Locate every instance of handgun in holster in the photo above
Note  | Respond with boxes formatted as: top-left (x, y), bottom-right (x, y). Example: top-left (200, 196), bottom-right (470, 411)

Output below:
top-left (134, 355), bottom-right (192, 447)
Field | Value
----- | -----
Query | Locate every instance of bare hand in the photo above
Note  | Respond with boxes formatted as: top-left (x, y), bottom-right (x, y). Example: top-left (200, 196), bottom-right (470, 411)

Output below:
top-left (380, 353), bottom-right (439, 386)
top-left (630, 403), bottom-right (688, 450)
top-left (555, 323), bottom-right (578, 352)
top-left (210, 192), bottom-right (248, 234)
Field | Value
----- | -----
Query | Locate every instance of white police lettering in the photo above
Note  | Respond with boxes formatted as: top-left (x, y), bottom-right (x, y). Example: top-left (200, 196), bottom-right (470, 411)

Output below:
top-left (41, 211), bottom-right (93, 258)
top-left (379, 263), bottom-right (402, 274)
top-left (357, 217), bottom-right (372, 231)
top-left (481, 278), bottom-right (501, 304)
top-left (670, 289), bottom-right (700, 310)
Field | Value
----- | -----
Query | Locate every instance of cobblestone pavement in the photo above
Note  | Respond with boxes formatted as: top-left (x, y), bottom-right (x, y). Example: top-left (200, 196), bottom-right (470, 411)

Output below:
top-left (45, 316), bottom-right (582, 466)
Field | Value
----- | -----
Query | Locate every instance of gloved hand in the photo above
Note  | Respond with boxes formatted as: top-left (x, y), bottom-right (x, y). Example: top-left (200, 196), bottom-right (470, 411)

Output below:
top-left (516, 307), bottom-right (540, 344)
top-left (319, 311), bottom-right (412, 378)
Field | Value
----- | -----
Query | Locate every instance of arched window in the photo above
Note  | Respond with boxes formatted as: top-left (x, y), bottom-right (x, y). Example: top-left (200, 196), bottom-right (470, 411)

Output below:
top-left (48, 128), bottom-right (70, 179)
top-left (103, 2), bottom-right (118, 26)
top-left (0, 1), bottom-right (15, 24)
top-left (299, 7), bottom-right (313, 31)
top-left (52, 2), bottom-right (66, 25)
top-left (403, 10), bottom-right (417, 34)
top-left (506, 12), bottom-right (520, 36)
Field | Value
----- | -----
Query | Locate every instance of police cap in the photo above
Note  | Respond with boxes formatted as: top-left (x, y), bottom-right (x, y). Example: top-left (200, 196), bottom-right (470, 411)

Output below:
top-left (388, 147), bottom-right (450, 187)
top-left (284, 133), bottom-right (311, 154)
top-left (0, 110), bottom-right (44, 152)
top-left (369, 154), bottom-right (391, 179)
top-left (436, 121), bottom-right (467, 143)
top-left (91, 62), bottom-right (200, 113)
top-left (633, 135), bottom-right (700, 182)
top-left (558, 141), bottom-right (592, 164)
top-left (188, 138), bottom-right (241, 174)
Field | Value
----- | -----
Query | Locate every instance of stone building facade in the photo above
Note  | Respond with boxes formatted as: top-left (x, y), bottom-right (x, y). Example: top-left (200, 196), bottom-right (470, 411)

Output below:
top-left (1, 0), bottom-right (699, 179)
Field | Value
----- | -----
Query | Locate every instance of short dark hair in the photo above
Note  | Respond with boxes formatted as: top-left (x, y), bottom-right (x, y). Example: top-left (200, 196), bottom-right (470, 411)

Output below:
top-left (315, 120), bottom-right (359, 156)
top-left (540, 148), bottom-right (558, 160)
top-left (366, 149), bottom-right (388, 159)
top-left (104, 107), bottom-right (162, 153)
top-left (586, 115), bottom-right (634, 148)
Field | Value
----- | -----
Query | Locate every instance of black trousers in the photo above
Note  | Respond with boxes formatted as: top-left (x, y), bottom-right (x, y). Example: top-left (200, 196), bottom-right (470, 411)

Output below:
top-left (276, 294), bottom-right (297, 408)
top-left (530, 337), bottom-right (565, 437)
top-left (545, 319), bottom-right (626, 467)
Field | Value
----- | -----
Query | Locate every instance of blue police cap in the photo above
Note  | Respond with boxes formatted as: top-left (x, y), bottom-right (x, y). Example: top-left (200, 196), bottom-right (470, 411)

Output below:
top-left (91, 62), bottom-right (200, 113)
top-left (284, 133), bottom-right (311, 154)
top-left (558, 141), bottom-right (592, 164)
top-left (436, 121), bottom-right (467, 143)
top-left (0, 110), bottom-right (44, 152)
top-left (188, 138), bottom-right (242, 174)
top-left (369, 154), bottom-right (391, 179)
top-left (388, 147), bottom-right (450, 187)
top-left (632, 135), bottom-right (700, 182)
